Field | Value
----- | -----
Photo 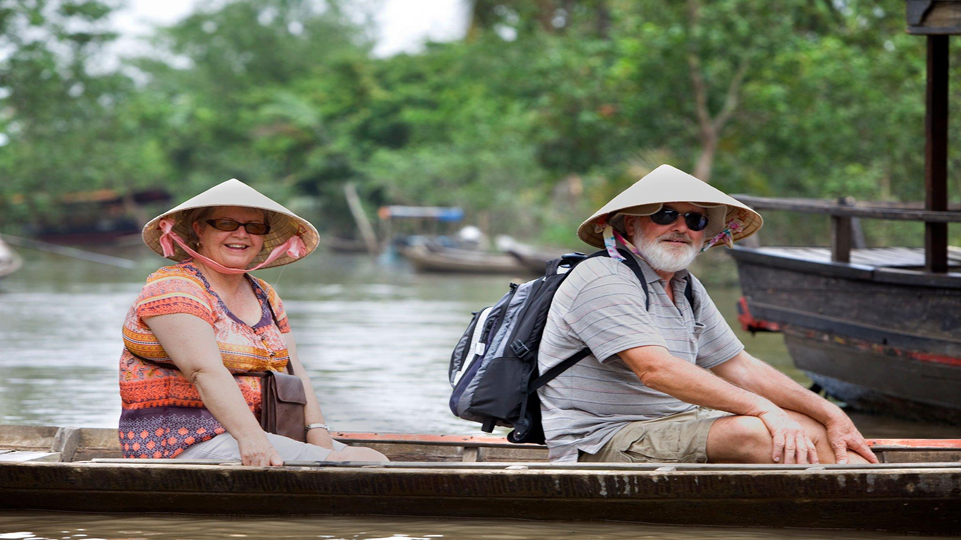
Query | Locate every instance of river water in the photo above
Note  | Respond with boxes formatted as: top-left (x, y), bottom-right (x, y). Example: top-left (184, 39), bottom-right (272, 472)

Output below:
top-left (0, 247), bottom-right (957, 539)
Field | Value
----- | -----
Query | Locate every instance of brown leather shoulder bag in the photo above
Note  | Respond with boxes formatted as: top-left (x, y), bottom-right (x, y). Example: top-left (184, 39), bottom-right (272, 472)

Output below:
top-left (249, 364), bottom-right (308, 442)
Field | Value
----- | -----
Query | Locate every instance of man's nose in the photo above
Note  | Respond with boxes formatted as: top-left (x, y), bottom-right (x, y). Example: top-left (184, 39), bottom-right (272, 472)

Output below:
top-left (671, 217), bottom-right (690, 234)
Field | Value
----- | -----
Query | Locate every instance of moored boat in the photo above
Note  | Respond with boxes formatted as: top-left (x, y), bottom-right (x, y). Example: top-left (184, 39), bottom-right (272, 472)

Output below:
top-left (1, 425), bottom-right (960, 534)
top-left (399, 243), bottom-right (532, 274)
top-left (731, 6), bottom-right (961, 424)
top-left (730, 223), bottom-right (961, 423)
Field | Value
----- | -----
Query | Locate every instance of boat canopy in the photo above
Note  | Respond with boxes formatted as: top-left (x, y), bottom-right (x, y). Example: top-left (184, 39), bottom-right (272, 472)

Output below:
top-left (378, 206), bottom-right (464, 222)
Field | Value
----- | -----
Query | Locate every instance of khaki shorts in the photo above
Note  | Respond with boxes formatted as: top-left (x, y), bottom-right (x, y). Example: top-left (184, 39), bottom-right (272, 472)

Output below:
top-left (579, 407), bottom-right (731, 463)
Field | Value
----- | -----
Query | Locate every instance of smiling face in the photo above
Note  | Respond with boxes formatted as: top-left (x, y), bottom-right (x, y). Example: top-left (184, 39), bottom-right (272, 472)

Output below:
top-left (191, 206), bottom-right (268, 270)
top-left (625, 202), bottom-right (707, 274)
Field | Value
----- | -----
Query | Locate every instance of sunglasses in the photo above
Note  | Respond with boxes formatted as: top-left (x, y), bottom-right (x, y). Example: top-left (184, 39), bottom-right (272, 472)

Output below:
top-left (205, 218), bottom-right (271, 235)
top-left (649, 207), bottom-right (710, 232)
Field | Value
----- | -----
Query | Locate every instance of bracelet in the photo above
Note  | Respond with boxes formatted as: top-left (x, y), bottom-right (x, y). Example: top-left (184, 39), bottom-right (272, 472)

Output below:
top-left (305, 423), bottom-right (329, 433)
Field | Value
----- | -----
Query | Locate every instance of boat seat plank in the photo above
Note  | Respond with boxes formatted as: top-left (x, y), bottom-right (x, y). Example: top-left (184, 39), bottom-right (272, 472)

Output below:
top-left (0, 451), bottom-right (60, 462)
top-left (752, 247), bottom-right (961, 268)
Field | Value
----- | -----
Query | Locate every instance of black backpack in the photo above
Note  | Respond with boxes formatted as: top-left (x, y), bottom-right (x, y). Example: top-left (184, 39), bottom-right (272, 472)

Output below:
top-left (448, 249), bottom-right (694, 444)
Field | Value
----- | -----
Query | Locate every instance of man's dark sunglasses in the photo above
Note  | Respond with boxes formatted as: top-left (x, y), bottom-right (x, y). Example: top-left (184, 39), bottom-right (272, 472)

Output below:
top-left (206, 218), bottom-right (271, 235)
top-left (650, 207), bottom-right (710, 232)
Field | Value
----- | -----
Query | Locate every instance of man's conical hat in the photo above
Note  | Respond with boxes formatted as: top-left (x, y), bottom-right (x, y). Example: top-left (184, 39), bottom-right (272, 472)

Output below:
top-left (577, 164), bottom-right (762, 249)
top-left (142, 179), bottom-right (319, 269)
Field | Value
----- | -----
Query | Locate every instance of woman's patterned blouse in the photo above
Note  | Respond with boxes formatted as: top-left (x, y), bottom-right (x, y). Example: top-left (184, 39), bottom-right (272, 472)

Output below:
top-left (118, 259), bottom-right (291, 459)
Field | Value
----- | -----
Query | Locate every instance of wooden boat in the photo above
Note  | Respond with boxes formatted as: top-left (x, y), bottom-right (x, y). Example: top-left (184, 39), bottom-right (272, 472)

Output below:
top-left (400, 243), bottom-right (532, 274)
top-left (731, 8), bottom-right (961, 423)
top-left (730, 221), bottom-right (961, 423)
top-left (0, 235), bottom-right (23, 279)
top-left (26, 188), bottom-right (171, 245)
top-left (1, 425), bottom-right (960, 534)
top-left (504, 242), bottom-right (569, 274)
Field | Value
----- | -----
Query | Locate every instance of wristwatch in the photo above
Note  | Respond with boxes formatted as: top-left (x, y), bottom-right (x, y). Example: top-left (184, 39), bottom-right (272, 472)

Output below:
top-left (305, 423), bottom-right (330, 433)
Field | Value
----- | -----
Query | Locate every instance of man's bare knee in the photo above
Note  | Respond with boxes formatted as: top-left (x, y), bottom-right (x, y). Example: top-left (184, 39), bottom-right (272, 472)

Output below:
top-left (707, 416), bottom-right (773, 464)
top-left (782, 410), bottom-right (836, 463)
top-left (784, 410), bottom-right (827, 442)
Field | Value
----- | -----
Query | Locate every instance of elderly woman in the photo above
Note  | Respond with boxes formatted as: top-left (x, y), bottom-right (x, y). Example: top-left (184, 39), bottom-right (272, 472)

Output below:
top-left (119, 179), bottom-right (386, 465)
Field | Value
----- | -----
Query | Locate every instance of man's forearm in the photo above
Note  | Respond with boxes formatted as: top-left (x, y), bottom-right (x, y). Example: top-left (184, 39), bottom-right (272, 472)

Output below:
top-left (715, 352), bottom-right (845, 426)
top-left (620, 347), bottom-right (776, 417)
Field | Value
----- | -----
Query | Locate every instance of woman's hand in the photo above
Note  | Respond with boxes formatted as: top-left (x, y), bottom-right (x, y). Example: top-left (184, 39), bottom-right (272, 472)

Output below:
top-left (237, 433), bottom-right (284, 466)
top-left (307, 426), bottom-right (334, 450)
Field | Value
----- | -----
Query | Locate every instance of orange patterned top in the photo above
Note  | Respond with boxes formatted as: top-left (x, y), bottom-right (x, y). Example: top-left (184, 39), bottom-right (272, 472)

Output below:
top-left (118, 259), bottom-right (291, 459)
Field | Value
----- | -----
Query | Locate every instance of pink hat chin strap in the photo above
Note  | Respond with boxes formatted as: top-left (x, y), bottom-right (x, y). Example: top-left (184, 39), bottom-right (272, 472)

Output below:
top-left (157, 218), bottom-right (307, 274)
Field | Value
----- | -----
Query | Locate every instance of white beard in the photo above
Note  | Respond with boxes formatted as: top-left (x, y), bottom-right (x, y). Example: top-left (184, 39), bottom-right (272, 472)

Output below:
top-left (635, 232), bottom-right (702, 273)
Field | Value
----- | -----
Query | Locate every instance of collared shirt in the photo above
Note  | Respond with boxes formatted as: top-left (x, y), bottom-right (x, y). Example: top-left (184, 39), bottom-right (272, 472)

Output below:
top-left (536, 248), bottom-right (743, 462)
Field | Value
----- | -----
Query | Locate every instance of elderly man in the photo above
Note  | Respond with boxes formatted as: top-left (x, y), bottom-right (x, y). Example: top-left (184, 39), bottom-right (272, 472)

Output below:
top-left (537, 164), bottom-right (879, 465)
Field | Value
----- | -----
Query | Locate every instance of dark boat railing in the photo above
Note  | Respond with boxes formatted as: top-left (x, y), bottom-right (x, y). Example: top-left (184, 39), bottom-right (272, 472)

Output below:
top-left (732, 194), bottom-right (961, 266)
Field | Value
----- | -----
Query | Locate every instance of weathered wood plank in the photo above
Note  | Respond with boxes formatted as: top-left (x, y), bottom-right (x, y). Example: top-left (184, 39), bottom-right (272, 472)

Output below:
top-left (908, 0), bottom-right (961, 35)
top-left (732, 195), bottom-right (961, 222)
top-left (1, 462), bottom-right (959, 534)
top-left (0, 451), bottom-right (60, 462)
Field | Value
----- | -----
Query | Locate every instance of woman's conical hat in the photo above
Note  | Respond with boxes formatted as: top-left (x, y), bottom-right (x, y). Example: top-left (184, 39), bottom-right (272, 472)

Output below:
top-left (142, 179), bottom-right (320, 269)
top-left (577, 164), bottom-right (762, 249)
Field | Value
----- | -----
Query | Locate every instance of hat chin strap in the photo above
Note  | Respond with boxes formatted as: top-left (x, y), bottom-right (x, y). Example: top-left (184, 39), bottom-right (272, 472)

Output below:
top-left (158, 218), bottom-right (307, 274)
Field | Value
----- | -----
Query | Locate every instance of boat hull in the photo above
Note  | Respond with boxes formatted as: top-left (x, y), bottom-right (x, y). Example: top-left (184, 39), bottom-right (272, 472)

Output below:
top-left (2, 461), bottom-right (960, 534)
top-left (731, 246), bottom-right (961, 422)
top-left (1, 426), bottom-right (960, 533)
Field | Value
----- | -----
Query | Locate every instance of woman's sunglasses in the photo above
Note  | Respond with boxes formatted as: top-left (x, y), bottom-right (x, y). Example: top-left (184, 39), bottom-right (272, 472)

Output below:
top-left (649, 207), bottom-right (710, 232)
top-left (206, 218), bottom-right (271, 235)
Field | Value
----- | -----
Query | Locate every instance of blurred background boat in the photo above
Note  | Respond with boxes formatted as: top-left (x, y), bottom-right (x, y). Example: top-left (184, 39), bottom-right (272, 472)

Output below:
top-left (23, 188), bottom-right (171, 246)
top-left (399, 241), bottom-right (530, 274)
top-left (0, 236), bottom-right (23, 279)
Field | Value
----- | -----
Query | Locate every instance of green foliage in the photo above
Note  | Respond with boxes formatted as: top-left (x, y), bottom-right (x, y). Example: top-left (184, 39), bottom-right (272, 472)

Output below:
top-left (0, 0), bottom-right (956, 249)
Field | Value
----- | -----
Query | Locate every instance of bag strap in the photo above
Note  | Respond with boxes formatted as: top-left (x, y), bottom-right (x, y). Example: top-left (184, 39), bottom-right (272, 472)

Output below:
top-left (529, 348), bottom-right (592, 392)
top-left (259, 282), bottom-right (295, 377)
top-left (585, 248), bottom-right (649, 308)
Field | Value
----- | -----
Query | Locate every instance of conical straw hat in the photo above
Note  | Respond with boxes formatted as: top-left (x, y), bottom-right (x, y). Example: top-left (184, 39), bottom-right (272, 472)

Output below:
top-left (577, 164), bottom-right (762, 249)
top-left (143, 179), bottom-right (319, 269)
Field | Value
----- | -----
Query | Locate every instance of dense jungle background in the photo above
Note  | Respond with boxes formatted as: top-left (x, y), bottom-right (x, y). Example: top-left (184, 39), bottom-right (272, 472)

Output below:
top-left (0, 0), bottom-right (958, 247)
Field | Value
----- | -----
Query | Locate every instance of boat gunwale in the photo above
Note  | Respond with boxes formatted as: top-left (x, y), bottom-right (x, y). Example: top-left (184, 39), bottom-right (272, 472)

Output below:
top-left (76, 459), bottom-right (961, 472)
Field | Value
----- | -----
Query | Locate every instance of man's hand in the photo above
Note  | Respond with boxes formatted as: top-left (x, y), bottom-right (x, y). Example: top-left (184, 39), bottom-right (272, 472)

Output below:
top-left (757, 409), bottom-right (819, 464)
top-left (307, 426), bottom-right (334, 450)
top-left (825, 416), bottom-right (879, 464)
top-left (237, 434), bottom-right (284, 466)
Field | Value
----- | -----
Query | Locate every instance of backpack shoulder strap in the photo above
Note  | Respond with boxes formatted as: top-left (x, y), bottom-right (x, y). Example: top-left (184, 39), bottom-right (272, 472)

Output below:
top-left (586, 249), bottom-right (650, 309)
top-left (529, 249), bottom-right (651, 392)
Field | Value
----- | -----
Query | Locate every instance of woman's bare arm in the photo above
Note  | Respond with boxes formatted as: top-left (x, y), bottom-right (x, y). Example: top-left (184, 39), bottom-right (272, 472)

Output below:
top-left (284, 333), bottom-right (333, 449)
top-left (144, 313), bottom-right (283, 466)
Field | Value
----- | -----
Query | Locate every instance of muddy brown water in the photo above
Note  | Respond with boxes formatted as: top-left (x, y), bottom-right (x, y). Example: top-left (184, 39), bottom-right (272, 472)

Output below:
top-left (0, 247), bottom-right (958, 538)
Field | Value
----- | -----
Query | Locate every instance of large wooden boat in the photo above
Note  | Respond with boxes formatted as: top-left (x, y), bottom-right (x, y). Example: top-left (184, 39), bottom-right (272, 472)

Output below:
top-left (731, 6), bottom-right (961, 424)
top-left (1, 425), bottom-right (959, 534)
top-left (730, 198), bottom-right (961, 423)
